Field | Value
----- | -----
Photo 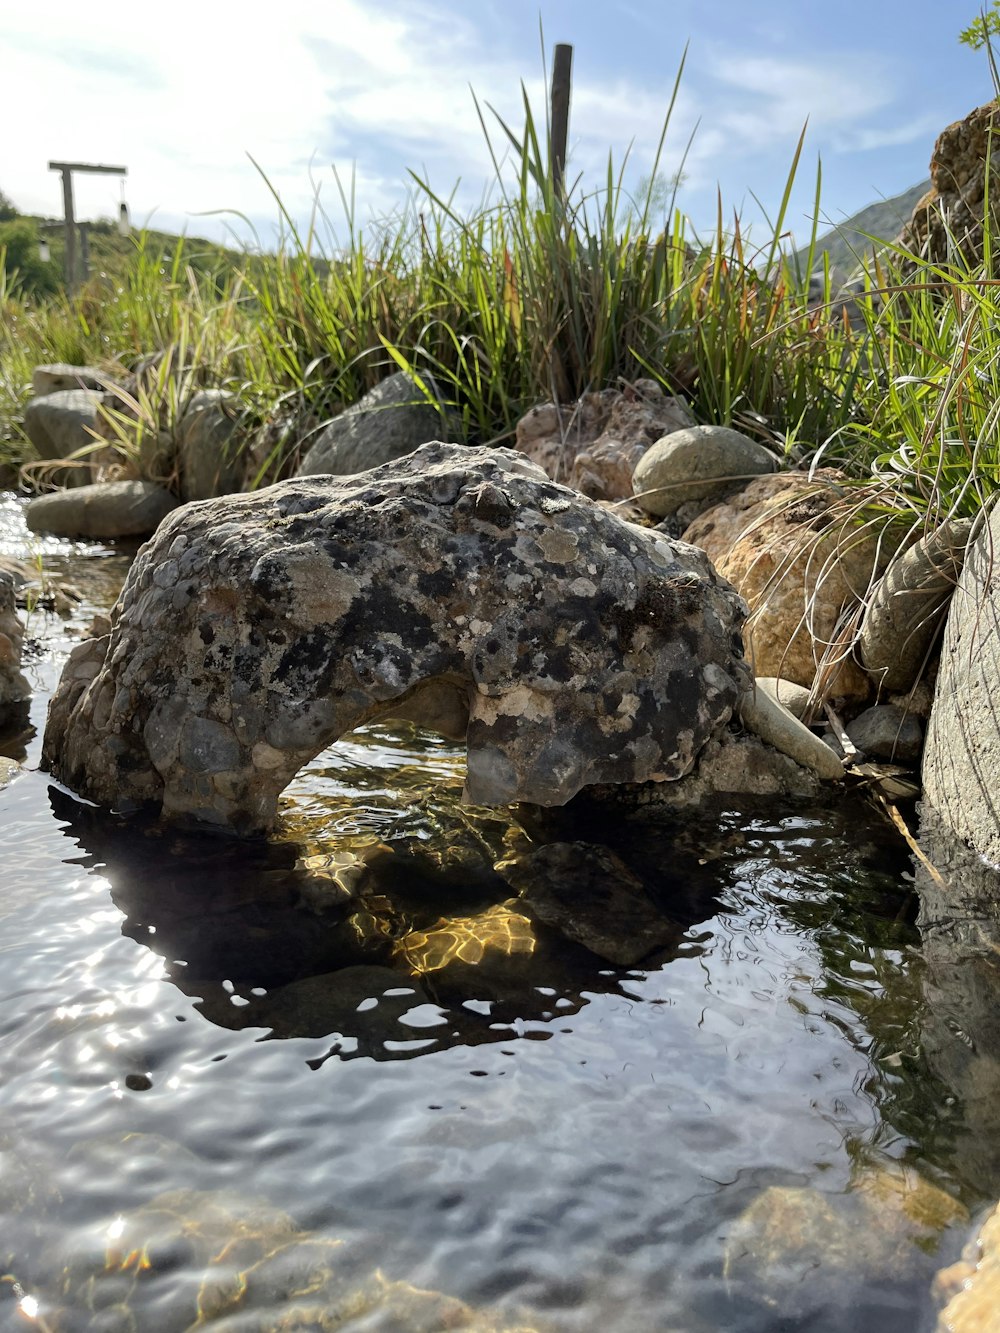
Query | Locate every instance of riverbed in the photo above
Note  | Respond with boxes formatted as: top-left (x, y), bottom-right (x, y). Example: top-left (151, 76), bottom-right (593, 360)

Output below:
top-left (0, 492), bottom-right (995, 1333)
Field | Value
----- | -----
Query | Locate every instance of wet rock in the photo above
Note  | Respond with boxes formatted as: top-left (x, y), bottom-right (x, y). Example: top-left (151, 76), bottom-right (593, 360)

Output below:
top-left (923, 504), bottom-right (1000, 865)
top-left (515, 380), bottom-right (695, 501)
top-left (725, 1169), bottom-right (967, 1320)
top-left (25, 480), bottom-right (178, 539)
top-left (738, 682), bottom-right (845, 780)
top-left (846, 703), bottom-right (923, 764)
top-left (683, 470), bottom-right (888, 701)
top-left (0, 571), bottom-right (29, 720)
top-left (43, 442), bottom-right (751, 833)
top-left (0, 756), bottom-right (23, 788)
top-left (23, 388), bottom-right (107, 488)
top-left (934, 1201), bottom-right (1000, 1332)
top-left (498, 841), bottom-right (680, 966)
top-left (297, 372), bottom-right (452, 478)
top-left (642, 731), bottom-right (821, 805)
top-left (49, 1187), bottom-right (299, 1331)
top-left (580, 729), bottom-right (821, 815)
top-left (394, 900), bottom-right (536, 974)
top-left (631, 424), bottom-right (777, 518)
top-left (31, 363), bottom-right (110, 397)
top-left (859, 520), bottom-right (972, 692)
top-left (176, 389), bottom-right (246, 501)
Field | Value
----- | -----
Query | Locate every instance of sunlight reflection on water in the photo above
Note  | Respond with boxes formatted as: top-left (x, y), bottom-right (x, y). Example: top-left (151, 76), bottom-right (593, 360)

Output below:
top-left (0, 492), bottom-right (996, 1332)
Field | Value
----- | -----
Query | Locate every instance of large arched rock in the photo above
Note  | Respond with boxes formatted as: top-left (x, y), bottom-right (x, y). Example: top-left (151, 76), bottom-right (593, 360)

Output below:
top-left (42, 443), bottom-right (752, 833)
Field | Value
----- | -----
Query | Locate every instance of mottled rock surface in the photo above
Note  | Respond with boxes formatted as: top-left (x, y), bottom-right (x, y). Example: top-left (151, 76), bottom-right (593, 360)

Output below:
top-left (515, 380), bottom-right (695, 500)
top-left (297, 371), bottom-right (451, 478)
top-left (923, 504), bottom-right (1000, 866)
top-left (579, 729), bottom-right (821, 812)
top-left (683, 470), bottom-right (887, 701)
top-left (43, 443), bottom-right (751, 832)
top-left (631, 424), bottom-right (777, 518)
top-left (725, 1169), bottom-right (967, 1321)
top-left (0, 572), bottom-right (30, 720)
top-left (25, 480), bottom-right (178, 538)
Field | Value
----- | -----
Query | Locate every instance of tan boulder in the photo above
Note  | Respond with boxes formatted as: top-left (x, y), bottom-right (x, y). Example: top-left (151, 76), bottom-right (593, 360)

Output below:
top-left (934, 1202), bottom-right (1000, 1332)
top-left (514, 379), bottom-right (694, 500)
top-left (897, 100), bottom-right (1000, 270)
top-left (683, 470), bottom-right (886, 701)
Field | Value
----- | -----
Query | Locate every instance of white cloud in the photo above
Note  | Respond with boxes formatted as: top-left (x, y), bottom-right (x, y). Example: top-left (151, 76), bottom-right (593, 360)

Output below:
top-left (0, 1), bottom-right (937, 247)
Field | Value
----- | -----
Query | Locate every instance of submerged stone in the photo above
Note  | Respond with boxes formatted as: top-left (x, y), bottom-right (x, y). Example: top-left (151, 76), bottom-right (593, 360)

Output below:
top-left (42, 443), bottom-right (751, 833)
top-left (498, 840), bottom-right (681, 966)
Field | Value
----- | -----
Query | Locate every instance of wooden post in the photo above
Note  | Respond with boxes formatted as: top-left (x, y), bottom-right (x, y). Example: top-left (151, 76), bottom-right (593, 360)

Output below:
top-left (58, 165), bottom-right (76, 295)
top-left (550, 43), bottom-right (573, 199)
top-left (48, 161), bottom-right (128, 298)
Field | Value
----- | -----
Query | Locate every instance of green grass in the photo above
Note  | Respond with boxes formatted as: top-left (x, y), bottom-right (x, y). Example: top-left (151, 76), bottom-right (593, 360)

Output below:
top-left (2, 73), bottom-right (999, 551)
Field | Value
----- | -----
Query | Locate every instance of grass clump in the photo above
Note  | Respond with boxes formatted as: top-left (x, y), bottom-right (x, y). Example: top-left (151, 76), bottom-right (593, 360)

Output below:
top-left (1, 63), bottom-right (998, 560)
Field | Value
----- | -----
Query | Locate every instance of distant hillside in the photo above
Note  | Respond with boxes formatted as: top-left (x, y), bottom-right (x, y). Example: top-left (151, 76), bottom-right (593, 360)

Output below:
top-left (795, 179), bottom-right (930, 279)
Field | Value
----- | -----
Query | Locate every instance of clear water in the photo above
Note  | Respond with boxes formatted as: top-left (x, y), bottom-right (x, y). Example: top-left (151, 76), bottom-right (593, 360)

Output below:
top-left (0, 493), bottom-right (997, 1333)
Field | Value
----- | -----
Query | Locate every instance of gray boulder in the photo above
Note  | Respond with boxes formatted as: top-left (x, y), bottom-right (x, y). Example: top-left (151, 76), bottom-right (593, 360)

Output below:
top-left (42, 442), bottom-right (751, 833)
top-left (23, 388), bottom-right (106, 488)
top-left (860, 519), bottom-right (972, 692)
top-left (0, 572), bottom-right (29, 720)
top-left (632, 425), bottom-right (778, 518)
top-left (175, 389), bottom-right (246, 502)
top-left (297, 372), bottom-right (451, 477)
top-left (922, 503), bottom-right (1000, 864)
top-left (31, 363), bottom-right (109, 397)
top-left (25, 481), bottom-right (178, 539)
top-left (847, 703), bottom-right (923, 764)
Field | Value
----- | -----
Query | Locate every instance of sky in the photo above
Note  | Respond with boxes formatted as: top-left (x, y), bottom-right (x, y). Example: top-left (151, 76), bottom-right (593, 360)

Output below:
top-left (0, 0), bottom-right (991, 253)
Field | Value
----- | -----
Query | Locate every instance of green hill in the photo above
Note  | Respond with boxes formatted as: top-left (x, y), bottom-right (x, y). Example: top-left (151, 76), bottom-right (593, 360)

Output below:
top-left (796, 179), bottom-right (930, 280)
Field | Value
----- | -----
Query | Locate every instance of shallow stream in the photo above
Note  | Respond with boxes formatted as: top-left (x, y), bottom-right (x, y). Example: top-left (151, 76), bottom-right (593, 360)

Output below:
top-left (1, 493), bottom-right (998, 1333)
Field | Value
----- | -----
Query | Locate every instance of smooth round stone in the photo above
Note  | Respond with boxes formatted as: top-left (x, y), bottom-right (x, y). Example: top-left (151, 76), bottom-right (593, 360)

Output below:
top-left (632, 425), bottom-right (778, 516)
top-left (739, 681), bottom-right (845, 780)
top-left (847, 703), bottom-right (923, 764)
top-left (25, 481), bottom-right (178, 539)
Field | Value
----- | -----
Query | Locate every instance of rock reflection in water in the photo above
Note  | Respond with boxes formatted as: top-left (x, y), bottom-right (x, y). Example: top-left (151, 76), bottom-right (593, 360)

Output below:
top-left (916, 811), bottom-right (1000, 1191)
top-left (46, 765), bottom-right (726, 1063)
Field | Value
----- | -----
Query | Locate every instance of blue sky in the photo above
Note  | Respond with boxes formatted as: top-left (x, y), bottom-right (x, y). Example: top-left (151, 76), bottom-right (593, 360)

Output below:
top-left (1, 0), bottom-right (990, 251)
